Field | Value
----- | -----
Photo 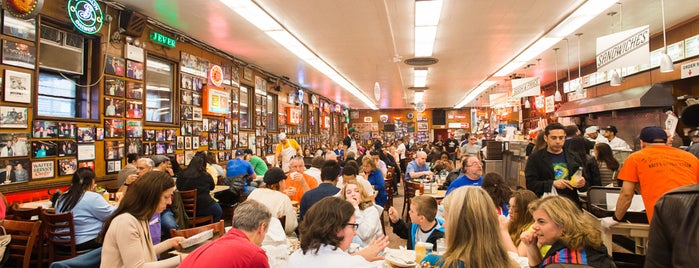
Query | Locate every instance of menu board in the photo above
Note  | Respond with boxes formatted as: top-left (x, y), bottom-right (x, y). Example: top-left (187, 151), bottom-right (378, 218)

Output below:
top-left (685, 35), bottom-right (699, 58)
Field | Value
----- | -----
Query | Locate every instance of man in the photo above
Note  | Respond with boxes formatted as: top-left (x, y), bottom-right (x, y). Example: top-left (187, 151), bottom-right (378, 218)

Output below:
top-left (343, 128), bottom-right (359, 156)
top-left (405, 151), bottom-right (433, 181)
top-left (609, 126), bottom-right (699, 223)
top-left (600, 125), bottom-right (631, 151)
top-left (115, 153), bottom-right (138, 188)
top-left (460, 135), bottom-right (481, 160)
top-left (584, 126), bottom-right (604, 143)
top-left (11, 136), bottom-right (27, 157)
top-left (226, 150), bottom-right (257, 180)
top-left (432, 135), bottom-right (444, 152)
top-left (281, 157), bottom-right (319, 202)
top-left (0, 140), bottom-right (13, 157)
top-left (299, 160), bottom-right (341, 220)
top-left (244, 148), bottom-right (268, 177)
top-left (14, 162), bottom-right (28, 183)
top-left (687, 128), bottom-right (699, 159)
top-left (180, 200), bottom-right (271, 268)
top-left (151, 155), bottom-right (171, 173)
top-left (304, 156), bottom-right (324, 185)
top-left (444, 133), bottom-right (459, 165)
top-left (445, 156), bottom-right (483, 195)
top-left (119, 157), bottom-right (154, 193)
top-left (370, 150), bottom-right (388, 177)
top-left (333, 143), bottom-right (344, 161)
top-left (274, 133), bottom-right (302, 172)
top-left (396, 138), bottom-right (407, 171)
top-left (0, 164), bottom-right (15, 184)
top-left (525, 122), bottom-right (586, 207)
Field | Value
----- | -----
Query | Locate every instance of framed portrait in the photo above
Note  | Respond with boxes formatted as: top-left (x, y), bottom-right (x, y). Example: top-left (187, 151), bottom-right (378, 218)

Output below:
top-left (58, 158), bottom-right (78, 176)
top-left (77, 144), bottom-right (96, 161)
top-left (126, 138), bottom-right (142, 154)
top-left (192, 107), bottom-right (203, 121)
top-left (58, 140), bottom-right (77, 157)
top-left (95, 128), bottom-right (105, 141)
top-left (106, 160), bottom-right (122, 174)
top-left (57, 122), bottom-right (77, 138)
top-left (105, 119), bottom-right (125, 138)
top-left (181, 106), bottom-right (193, 120)
top-left (184, 136), bottom-right (192, 150)
top-left (3, 10), bottom-right (36, 40)
top-left (141, 143), bottom-right (151, 155)
top-left (0, 106), bottom-right (28, 128)
top-left (126, 60), bottom-right (144, 80)
top-left (4, 69), bottom-right (32, 103)
top-left (192, 92), bottom-right (201, 106)
top-left (192, 122), bottom-right (202, 135)
top-left (104, 77), bottom-right (125, 97)
top-left (202, 119), bottom-right (209, 131)
top-left (181, 74), bottom-right (192, 89)
top-left (105, 55), bottom-right (125, 76)
top-left (126, 100), bottom-right (143, 119)
top-left (176, 136), bottom-right (184, 150)
top-left (126, 120), bottom-right (142, 138)
top-left (31, 140), bottom-right (57, 158)
top-left (78, 161), bottom-right (95, 171)
top-left (239, 133), bottom-right (248, 147)
top-left (0, 133), bottom-right (29, 157)
top-left (155, 130), bottom-right (165, 141)
top-left (77, 127), bottom-right (95, 143)
top-left (184, 150), bottom-right (195, 165)
top-left (2, 40), bottom-right (36, 69)
top-left (0, 158), bottom-right (30, 183)
top-left (417, 122), bottom-right (429, 132)
top-left (32, 120), bottom-right (58, 138)
top-left (143, 129), bottom-right (155, 141)
top-left (192, 77), bottom-right (203, 92)
top-left (31, 160), bottom-right (54, 180)
top-left (154, 143), bottom-right (165, 155)
top-left (126, 81), bottom-right (143, 99)
top-left (105, 140), bottom-right (125, 160)
top-left (104, 97), bottom-right (125, 117)
top-left (243, 67), bottom-right (253, 81)
top-left (192, 136), bottom-right (200, 150)
top-left (199, 135), bottom-right (208, 147)
top-left (167, 142), bottom-right (176, 154)
top-left (166, 129), bottom-right (176, 141)
top-left (181, 90), bottom-right (193, 105)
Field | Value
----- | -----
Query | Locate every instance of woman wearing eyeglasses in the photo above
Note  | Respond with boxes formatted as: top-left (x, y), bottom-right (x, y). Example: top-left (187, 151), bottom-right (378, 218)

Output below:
top-left (288, 197), bottom-right (388, 268)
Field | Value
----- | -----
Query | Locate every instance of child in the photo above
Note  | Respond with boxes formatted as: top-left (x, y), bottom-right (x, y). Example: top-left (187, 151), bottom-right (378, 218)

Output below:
top-left (387, 195), bottom-right (443, 251)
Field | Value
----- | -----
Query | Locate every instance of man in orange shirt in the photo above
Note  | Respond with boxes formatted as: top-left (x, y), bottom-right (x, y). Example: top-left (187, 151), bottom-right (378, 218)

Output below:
top-left (281, 156), bottom-right (318, 202)
top-left (611, 126), bottom-right (699, 224)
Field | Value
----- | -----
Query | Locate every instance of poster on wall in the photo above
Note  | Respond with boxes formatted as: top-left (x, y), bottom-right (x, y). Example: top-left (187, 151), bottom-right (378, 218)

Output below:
top-left (31, 160), bottom-right (54, 180)
top-left (4, 69), bottom-right (32, 103)
top-left (2, 40), bottom-right (36, 69)
top-left (0, 106), bottom-right (28, 128)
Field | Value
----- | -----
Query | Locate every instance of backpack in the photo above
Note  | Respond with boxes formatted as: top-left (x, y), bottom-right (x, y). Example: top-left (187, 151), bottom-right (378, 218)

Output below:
top-left (214, 174), bottom-right (248, 205)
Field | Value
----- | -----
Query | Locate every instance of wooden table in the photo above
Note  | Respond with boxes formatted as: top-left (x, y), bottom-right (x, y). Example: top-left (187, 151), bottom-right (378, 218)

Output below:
top-left (211, 185), bottom-right (229, 194)
top-left (421, 190), bottom-right (446, 200)
top-left (19, 200), bottom-right (53, 209)
top-left (584, 211), bottom-right (649, 255)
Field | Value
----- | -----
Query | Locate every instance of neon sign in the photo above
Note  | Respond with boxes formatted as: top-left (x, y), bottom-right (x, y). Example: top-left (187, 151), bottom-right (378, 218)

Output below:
top-left (150, 31), bottom-right (176, 48)
top-left (67, 0), bottom-right (103, 35)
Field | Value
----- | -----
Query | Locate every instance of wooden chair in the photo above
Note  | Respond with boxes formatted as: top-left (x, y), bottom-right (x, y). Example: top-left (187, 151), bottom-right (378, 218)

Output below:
top-left (3, 219), bottom-right (42, 268)
top-left (179, 189), bottom-right (214, 227)
top-left (170, 220), bottom-right (225, 238)
top-left (6, 204), bottom-right (45, 267)
top-left (381, 176), bottom-right (395, 234)
top-left (41, 210), bottom-right (92, 263)
top-left (402, 180), bottom-right (420, 221)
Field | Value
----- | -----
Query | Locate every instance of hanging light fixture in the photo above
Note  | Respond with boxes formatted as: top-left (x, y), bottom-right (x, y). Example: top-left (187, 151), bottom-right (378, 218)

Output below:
top-left (609, 5), bottom-right (622, 86)
top-left (659, 0), bottom-right (674, 72)
top-left (524, 97), bottom-right (531, 109)
top-left (610, 70), bottom-right (622, 86)
top-left (553, 48), bottom-right (562, 101)
top-left (575, 33), bottom-right (584, 95)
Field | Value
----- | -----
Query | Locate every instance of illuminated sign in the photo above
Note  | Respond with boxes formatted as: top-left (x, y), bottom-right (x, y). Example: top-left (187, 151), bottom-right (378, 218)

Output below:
top-left (150, 31), bottom-right (176, 48)
top-left (209, 65), bottom-right (223, 87)
top-left (67, 0), bottom-right (103, 35)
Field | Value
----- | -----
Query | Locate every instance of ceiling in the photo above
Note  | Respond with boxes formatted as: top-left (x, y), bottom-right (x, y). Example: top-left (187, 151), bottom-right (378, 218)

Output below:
top-left (109, 0), bottom-right (699, 110)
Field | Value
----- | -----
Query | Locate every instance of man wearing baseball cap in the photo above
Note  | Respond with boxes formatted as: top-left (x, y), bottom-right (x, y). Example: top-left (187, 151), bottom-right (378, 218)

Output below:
top-left (274, 132), bottom-right (302, 172)
top-left (226, 150), bottom-right (257, 180)
top-left (600, 125), bottom-right (631, 151)
top-left (605, 126), bottom-right (699, 227)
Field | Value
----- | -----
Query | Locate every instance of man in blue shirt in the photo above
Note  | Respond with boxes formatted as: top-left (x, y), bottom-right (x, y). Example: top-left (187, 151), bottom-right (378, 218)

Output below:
top-left (298, 160), bottom-right (341, 220)
top-left (405, 151), bottom-right (433, 181)
top-left (226, 150), bottom-right (257, 180)
top-left (446, 156), bottom-right (483, 195)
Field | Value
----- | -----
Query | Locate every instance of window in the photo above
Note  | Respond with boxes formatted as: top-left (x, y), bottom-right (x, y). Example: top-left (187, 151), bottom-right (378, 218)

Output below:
top-left (267, 94), bottom-right (277, 131)
top-left (37, 72), bottom-right (79, 118)
top-left (145, 57), bottom-right (174, 123)
top-left (240, 85), bottom-right (250, 129)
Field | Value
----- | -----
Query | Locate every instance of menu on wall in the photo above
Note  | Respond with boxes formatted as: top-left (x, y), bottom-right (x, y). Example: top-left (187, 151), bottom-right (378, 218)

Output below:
top-left (685, 35), bottom-right (699, 58)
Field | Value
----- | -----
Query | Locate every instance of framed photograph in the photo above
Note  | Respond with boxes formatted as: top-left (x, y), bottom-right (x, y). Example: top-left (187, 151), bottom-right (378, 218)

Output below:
top-left (58, 140), bottom-right (77, 157)
top-left (77, 127), bottom-right (95, 143)
top-left (3, 10), bottom-right (36, 40)
top-left (77, 144), bottom-right (96, 161)
top-left (192, 122), bottom-right (203, 136)
top-left (105, 119), bottom-right (125, 138)
top-left (166, 129), bottom-right (176, 141)
top-left (126, 60), bottom-right (144, 80)
top-left (106, 160), bottom-right (122, 174)
top-left (0, 106), bottom-right (28, 128)
top-left (104, 77), bottom-right (125, 97)
top-left (243, 67), bottom-right (253, 81)
top-left (200, 134), bottom-right (208, 147)
top-left (144, 129), bottom-right (155, 141)
top-left (239, 134), bottom-right (248, 147)
top-left (155, 130), bottom-right (165, 141)
top-left (31, 160), bottom-right (54, 180)
top-left (181, 106), bottom-right (193, 120)
top-left (192, 77), bottom-right (203, 92)
top-left (167, 142), bottom-right (175, 154)
top-left (126, 81), bottom-right (143, 99)
top-left (184, 150), bottom-right (195, 165)
top-left (78, 161), bottom-right (95, 171)
top-left (154, 143), bottom-right (165, 155)
top-left (104, 97), bottom-right (125, 117)
top-left (58, 158), bottom-right (78, 176)
top-left (95, 128), bottom-right (104, 141)
top-left (192, 107), bottom-right (203, 121)
top-left (31, 140), bottom-right (57, 158)
top-left (192, 92), bottom-right (201, 106)
top-left (176, 136), bottom-right (184, 149)
top-left (1, 158), bottom-right (30, 183)
top-left (4, 69), bottom-right (32, 103)
top-left (181, 90), bottom-right (192, 105)
top-left (105, 140), bottom-right (125, 160)
top-left (57, 122), bottom-right (77, 138)
top-left (184, 136), bottom-right (192, 150)
top-left (126, 138), bottom-right (142, 154)
top-left (417, 122), bottom-right (429, 132)
top-left (126, 120), bottom-right (142, 138)
top-left (2, 40), bottom-right (36, 69)
top-left (126, 100), bottom-right (143, 119)
top-left (105, 55), bottom-right (125, 76)
top-left (181, 74), bottom-right (192, 89)
top-left (32, 120), bottom-right (58, 138)
top-left (192, 136), bottom-right (200, 149)
top-left (0, 133), bottom-right (29, 157)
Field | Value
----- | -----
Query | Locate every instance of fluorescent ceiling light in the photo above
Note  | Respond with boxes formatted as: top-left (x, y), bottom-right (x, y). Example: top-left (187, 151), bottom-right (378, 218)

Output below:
top-left (454, 81), bottom-right (496, 108)
top-left (414, 91), bottom-right (425, 103)
top-left (222, 0), bottom-right (377, 110)
top-left (413, 68), bottom-right (428, 87)
top-left (415, 26), bottom-right (438, 57)
top-left (414, 0), bottom-right (442, 57)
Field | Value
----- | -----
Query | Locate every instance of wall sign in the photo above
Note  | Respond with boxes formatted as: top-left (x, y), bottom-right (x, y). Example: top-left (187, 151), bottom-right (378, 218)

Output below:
top-left (67, 0), bottom-right (103, 35)
top-left (209, 65), bottom-right (223, 87)
top-left (150, 31), bottom-right (176, 48)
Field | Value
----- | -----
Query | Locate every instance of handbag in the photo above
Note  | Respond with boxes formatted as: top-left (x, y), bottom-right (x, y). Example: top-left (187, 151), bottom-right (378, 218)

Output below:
top-left (0, 225), bottom-right (12, 266)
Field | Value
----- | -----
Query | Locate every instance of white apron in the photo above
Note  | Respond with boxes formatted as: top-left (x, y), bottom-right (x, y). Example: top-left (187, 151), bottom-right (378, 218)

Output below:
top-left (281, 140), bottom-right (297, 172)
top-left (347, 138), bottom-right (358, 155)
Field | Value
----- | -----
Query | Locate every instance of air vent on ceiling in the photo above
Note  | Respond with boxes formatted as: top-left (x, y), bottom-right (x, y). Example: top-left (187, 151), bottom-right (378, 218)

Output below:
top-left (408, 87), bottom-right (429, 90)
top-left (404, 57), bottom-right (439, 66)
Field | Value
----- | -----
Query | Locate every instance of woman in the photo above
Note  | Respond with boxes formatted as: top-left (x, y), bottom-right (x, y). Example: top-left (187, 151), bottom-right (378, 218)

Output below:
top-left (340, 180), bottom-right (382, 247)
top-left (594, 143), bottom-right (620, 186)
top-left (176, 153), bottom-right (222, 222)
top-left (99, 171), bottom-right (185, 268)
top-left (422, 187), bottom-right (517, 268)
top-left (432, 152), bottom-right (455, 173)
top-left (481, 172), bottom-right (513, 217)
top-left (247, 167), bottom-right (298, 235)
top-left (507, 189), bottom-right (539, 257)
top-left (361, 157), bottom-right (387, 207)
top-left (55, 168), bottom-right (117, 250)
top-left (521, 196), bottom-right (615, 268)
top-left (567, 136), bottom-right (602, 188)
top-left (287, 197), bottom-right (388, 268)
top-left (531, 132), bottom-right (547, 154)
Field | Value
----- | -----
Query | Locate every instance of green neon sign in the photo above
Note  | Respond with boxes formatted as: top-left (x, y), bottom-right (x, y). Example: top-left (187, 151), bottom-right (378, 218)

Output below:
top-left (150, 31), bottom-right (176, 48)
top-left (67, 0), bottom-right (103, 35)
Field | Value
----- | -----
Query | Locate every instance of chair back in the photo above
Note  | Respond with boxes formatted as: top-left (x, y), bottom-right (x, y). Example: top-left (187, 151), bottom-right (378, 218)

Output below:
top-left (7, 203), bottom-right (42, 221)
top-left (170, 220), bottom-right (225, 238)
top-left (41, 210), bottom-right (81, 262)
top-left (178, 189), bottom-right (213, 227)
top-left (3, 219), bottom-right (42, 268)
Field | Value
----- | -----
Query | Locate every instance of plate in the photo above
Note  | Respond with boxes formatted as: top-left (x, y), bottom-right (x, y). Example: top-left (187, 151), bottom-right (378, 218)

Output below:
top-left (384, 249), bottom-right (416, 267)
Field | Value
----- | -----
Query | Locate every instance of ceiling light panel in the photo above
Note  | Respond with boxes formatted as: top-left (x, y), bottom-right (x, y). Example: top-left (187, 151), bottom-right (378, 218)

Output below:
top-left (414, 0), bottom-right (443, 57)
top-left (413, 68), bottom-right (428, 87)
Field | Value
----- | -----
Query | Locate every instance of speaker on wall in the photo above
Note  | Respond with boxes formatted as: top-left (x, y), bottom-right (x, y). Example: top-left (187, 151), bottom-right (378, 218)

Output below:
top-left (120, 11), bottom-right (148, 37)
top-left (384, 124), bottom-right (395, 132)
top-left (432, 109), bottom-right (446, 125)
